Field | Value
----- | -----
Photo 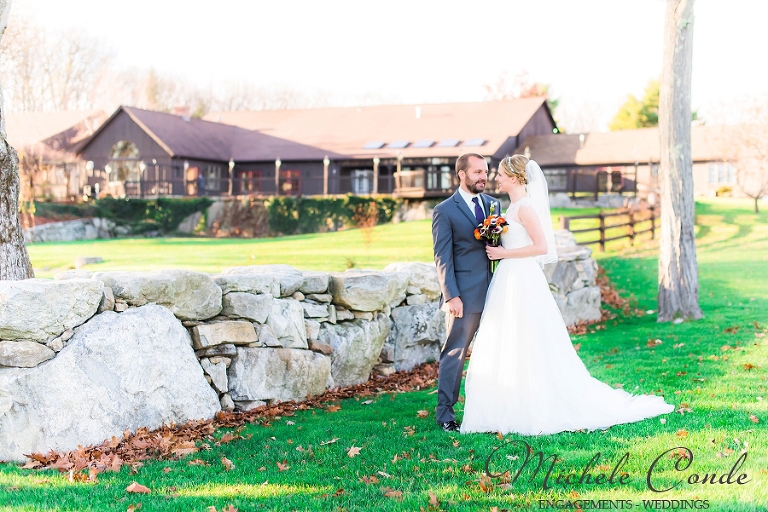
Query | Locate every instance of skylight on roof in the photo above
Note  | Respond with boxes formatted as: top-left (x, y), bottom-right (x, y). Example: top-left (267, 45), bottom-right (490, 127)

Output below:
top-left (363, 141), bottom-right (385, 149)
top-left (388, 140), bottom-right (410, 149)
top-left (463, 138), bottom-right (486, 147)
top-left (412, 139), bottom-right (434, 148)
top-left (437, 139), bottom-right (460, 147)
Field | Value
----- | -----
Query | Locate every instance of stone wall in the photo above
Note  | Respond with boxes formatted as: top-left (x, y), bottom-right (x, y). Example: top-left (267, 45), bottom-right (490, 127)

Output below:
top-left (0, 235), bottom-right (600, 461)
top-left (23, 218), bottom-right (118, 243)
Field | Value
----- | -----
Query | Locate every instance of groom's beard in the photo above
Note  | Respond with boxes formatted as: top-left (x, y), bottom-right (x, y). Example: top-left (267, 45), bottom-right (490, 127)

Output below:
top-left (466, 179), bottom-right (486, 194)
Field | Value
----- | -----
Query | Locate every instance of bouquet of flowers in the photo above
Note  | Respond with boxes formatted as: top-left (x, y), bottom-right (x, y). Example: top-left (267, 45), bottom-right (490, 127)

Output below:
top-left (473, 203), bottom-right (508, 273)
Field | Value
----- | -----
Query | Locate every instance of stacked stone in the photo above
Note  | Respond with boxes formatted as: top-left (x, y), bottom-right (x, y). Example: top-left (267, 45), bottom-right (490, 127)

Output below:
top-left (544, 231), bottom-right (602, 327)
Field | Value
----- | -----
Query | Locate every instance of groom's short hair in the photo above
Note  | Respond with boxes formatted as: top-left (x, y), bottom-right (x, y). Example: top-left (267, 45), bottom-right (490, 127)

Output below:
top-left (455, 153), bottom-right (485, 178)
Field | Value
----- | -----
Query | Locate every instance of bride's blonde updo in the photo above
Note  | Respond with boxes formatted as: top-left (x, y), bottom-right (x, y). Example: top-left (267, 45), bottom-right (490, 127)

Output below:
top-left (500, 154), bottom-right (529, 185)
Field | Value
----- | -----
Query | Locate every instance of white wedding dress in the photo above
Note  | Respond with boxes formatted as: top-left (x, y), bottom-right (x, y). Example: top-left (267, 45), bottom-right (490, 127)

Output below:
top-left (460, 197), bottom-right (674, 435)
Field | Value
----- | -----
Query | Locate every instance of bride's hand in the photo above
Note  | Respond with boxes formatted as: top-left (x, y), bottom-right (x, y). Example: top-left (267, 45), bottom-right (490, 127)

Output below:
top-left (486, 245), bottom-right (506, 260)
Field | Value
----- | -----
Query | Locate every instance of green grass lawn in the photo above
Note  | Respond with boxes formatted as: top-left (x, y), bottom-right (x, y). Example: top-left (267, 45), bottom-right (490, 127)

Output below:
top-left (3, 198), bottom-right (767, 511)
top-left (25, 208), bottom-right (602, 279)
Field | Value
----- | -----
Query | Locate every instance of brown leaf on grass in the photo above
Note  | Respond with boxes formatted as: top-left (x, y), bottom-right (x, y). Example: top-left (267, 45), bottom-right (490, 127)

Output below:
top-left (277, 460), bottom-right (290, 471)
top-left (572, 343), bottom-right (581, 352)
top-left (188, 459), bottom-right (209, 466)
top-left (333, 488), bottom-right (345, 497)
top-left (383, 487), bottom-right (403, 499)
top-left (360, 475), bottom-right (380, 484)
top-left (347, 446), bottom-right (361, 458)
top-left (478, 473), bottom-right (494, 493)
top-left (125, 482), bottom-right (151, 494)
top-left (417, 410), bottom-right (429, 418)
top-left (218, 432), bottom-right (237, 444)
top-left (724, 326), bottom-right (740, 334)
top-left (126, 504), bottom-right (142, 512)
top-left (749, 415), bottom-right (759, 423)
top-left (428, 491), bottom-right (440, 508)
top-left (325, 405), bottom-right (342, 413)
top-left (221, 457), bottom-right (235, 471)
top-left (676, 429), bottom-right (689, 438)
top-left (744, 363), bottom-right (756, 370)
top-left (19, 362), bottom-right (441, 473)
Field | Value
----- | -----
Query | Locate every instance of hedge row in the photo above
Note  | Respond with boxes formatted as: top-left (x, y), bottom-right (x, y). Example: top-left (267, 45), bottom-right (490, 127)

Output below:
top-left (30, 195), bottom-right (403, 236)
top-left (32, 197), bottom-right (212, 234)
top-left (264, 196), bottom-right (402, 235)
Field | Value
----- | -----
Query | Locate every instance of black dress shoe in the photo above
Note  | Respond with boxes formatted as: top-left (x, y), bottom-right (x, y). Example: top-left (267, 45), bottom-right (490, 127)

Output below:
top-left (438, 420), bottom-right (461, 432)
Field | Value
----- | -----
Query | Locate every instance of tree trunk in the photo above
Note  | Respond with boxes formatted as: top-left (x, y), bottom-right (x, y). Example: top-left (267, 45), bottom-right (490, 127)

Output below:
top-left (657, 0), bottom-right (702, 322)
top-left (755, 197), bottom-right (759, 214)
top-left (0, 0), bottom-right (34, 280)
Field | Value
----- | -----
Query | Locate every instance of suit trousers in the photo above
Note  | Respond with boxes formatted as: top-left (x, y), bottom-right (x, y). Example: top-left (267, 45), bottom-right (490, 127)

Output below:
top-left (436, 311), bottom-right (482, 424)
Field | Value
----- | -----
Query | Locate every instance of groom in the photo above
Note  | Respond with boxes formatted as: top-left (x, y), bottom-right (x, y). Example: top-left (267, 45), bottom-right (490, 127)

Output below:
top-left (432, 153), bottom-right (501, 432)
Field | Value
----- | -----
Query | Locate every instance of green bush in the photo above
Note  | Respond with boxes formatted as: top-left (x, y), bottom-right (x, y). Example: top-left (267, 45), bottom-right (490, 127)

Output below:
top-left (90, 197), bottom-right (213, 233)
top-left (265, 195), bottom-right (403, 236)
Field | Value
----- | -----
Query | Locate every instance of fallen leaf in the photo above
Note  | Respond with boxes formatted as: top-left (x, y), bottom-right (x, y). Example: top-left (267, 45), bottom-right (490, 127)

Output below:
top-left (377, 471), bottom-right (392, 478)
top-left (320, 438), bottom-right (340, 446)
top-left (333, 488), bottom-right (345, 497)
top-left (360, 475), bottom-right (379, 484)
top-left (188, 459), bottom-right (209, 466)
top-left (125, 482), bottom-right (151, 494)
top-left (347, 446), bottom-right (361, 458)
top-left (428, 491), bottom-right (440, 508)
top-left (126, 504), bottom-right (142, 512)
top-left (750, 415), bottom-right (759, 423)
top-left (744, 363), bottom-right (756, 371)
top-left (326, 405), bottom-right (342, 413)
top-left (277, 460), bottom-right (290, 471)
top-left (572, 343), bottom-right (581, 352)
top-left (221, 457), bottom-right (235, 471)
top-left (416, 410), bottom-right (429, 418)
top-left (383, 487), bottom-right (403, 499)
top-left (676, 429), bottom-right (689, 438)
top-left (361, 400), bottom-right (374, 405)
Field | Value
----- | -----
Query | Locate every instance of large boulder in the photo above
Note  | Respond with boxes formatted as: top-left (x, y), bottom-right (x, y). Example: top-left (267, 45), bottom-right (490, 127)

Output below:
top-left (559, 286), bottom-right (602, 327)
top-left (383, 262), bottom-right (441, 301)
top-left (228, 348), bottom-right (330, 403)
top-left (92, 270), bottom-right (222, 321)
top-left (221, 292), bottom-right (274, 323)
top-left (265, 299), bottom-right (307, 349)
top-left (221, 265), bottom-right (303, 297)
top-left (387, 302), bottom-right (446, 371)
top-left (318, 314), bottom-right (392, 387)
top-left (0, 305), bottom-right (220, 462)
top-left (328, 271), bottom-right (408, 312)
top-left (0, 278), bottom-right (103, 342)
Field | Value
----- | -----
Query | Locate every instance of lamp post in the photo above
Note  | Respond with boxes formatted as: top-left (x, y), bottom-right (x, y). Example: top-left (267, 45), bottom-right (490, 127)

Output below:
top-left (275, 158), bottom-right (281, 196)
top-left (228, 158), bottom-right (235, 196)
top-left (372, 157), bottom-right (380, 195)
top-left (184, 160), bottom-right (190, 196)
top-left (323, 156), bottom-right (330, 196)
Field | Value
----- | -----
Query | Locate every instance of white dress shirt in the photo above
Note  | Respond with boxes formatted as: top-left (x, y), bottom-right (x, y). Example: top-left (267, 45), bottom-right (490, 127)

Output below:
top-left (457, 186), bottom-right (485, 219)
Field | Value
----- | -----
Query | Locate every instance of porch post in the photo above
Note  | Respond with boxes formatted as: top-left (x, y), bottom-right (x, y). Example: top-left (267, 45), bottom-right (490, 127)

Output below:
top-left (372, 157), bottom-right (379, 195)
top-left (323, 155), bottom-right (329, 196)
top-left (274, 158), bottom-right (281, 196)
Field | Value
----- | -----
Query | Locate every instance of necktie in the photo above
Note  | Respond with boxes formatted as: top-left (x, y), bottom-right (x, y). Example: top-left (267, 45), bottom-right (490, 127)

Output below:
top-left (472, 197), bottom-right (484, 225)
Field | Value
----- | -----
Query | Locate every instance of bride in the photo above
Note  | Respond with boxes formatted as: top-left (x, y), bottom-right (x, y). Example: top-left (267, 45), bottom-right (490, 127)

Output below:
top-left (460, 155), bottom-right (674, 435)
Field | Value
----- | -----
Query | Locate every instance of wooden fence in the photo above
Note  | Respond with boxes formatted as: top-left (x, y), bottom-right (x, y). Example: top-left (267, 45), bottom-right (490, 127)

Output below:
top-left (559, 205), bottom-right (660, 251)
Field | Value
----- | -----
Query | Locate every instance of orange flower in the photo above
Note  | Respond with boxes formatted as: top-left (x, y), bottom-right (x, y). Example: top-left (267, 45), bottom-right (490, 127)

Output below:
top-left (483, 218), bottom-right (491, 226)
top-left (502, 226), bottom-right (508, 234)
top-left (474, 229), bottom-right (481, 240)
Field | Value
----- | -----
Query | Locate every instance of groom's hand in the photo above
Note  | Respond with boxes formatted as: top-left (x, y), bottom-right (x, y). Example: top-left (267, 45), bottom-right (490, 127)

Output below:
top-left (447, 297), bottom-right (463, 318)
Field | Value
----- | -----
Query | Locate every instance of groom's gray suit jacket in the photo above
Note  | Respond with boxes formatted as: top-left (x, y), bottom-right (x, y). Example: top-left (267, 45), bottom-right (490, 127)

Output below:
top-left (432, 191), bottom-right (501, 313)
